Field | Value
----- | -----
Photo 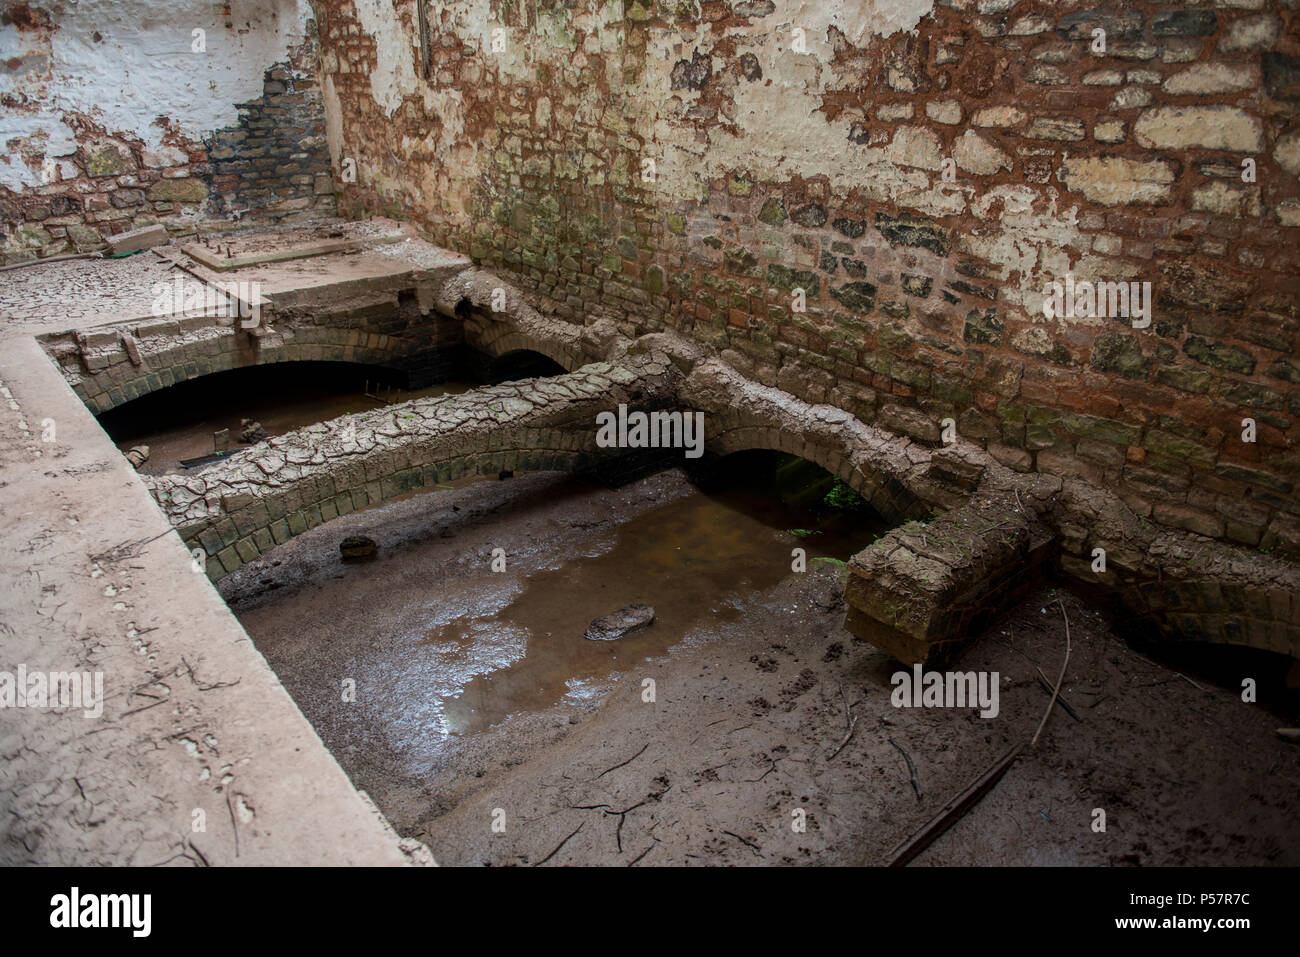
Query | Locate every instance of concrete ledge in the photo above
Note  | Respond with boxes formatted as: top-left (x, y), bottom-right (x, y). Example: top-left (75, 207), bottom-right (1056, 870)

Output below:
top-left (0, 336), bottom-right (415, 865)
top-left (41, 245), bottom-right (474, 415)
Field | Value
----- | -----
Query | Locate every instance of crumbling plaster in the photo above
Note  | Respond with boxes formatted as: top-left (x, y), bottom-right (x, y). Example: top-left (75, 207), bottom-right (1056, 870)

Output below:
top-left (0, 0), bottom-right (314, 190)
top-left (319, 0), bottom-right (1092, 314)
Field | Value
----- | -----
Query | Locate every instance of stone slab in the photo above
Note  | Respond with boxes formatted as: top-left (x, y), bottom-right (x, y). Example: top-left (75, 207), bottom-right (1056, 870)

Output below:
top-left (106, 224), bottom-right (170, 256)
top-left (0, 333), bottom-right (418, 865)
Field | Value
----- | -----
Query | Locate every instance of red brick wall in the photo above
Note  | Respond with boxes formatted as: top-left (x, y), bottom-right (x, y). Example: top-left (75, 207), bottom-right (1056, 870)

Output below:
top-left (320, 0), bottom-right (1299, 549)
top-left (0, 8), bottom-right (335, 265)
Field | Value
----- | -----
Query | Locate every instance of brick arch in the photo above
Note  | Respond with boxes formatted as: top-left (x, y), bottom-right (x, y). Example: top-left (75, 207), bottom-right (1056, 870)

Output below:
top-left (465, 326), bottom-right (587, 373)
top-left (1116, 580), bottom-right (1300, 660)
top-left (151, 357), bottom-right (673, 579)
top-left (703, 425), bottom-right (929, 526)
top-left (178, 429), bottom-right (602, 579)
top-left (64, 325), bottom-right (444, 415)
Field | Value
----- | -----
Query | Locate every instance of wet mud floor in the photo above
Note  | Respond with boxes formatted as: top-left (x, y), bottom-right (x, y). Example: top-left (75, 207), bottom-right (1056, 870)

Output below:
top-left (223, 469), bottom-right (1300, 866)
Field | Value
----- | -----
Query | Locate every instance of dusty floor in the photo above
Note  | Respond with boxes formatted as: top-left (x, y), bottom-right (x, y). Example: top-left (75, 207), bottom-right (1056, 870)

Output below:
top-left (224, 468), bottom-right (1300, 867)
top-left (0, 253), bottom-right (181, 332)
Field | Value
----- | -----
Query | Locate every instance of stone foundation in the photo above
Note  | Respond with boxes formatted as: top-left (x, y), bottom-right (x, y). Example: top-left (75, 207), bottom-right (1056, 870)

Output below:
top-left (132, 256), bottom-right (1300, 663)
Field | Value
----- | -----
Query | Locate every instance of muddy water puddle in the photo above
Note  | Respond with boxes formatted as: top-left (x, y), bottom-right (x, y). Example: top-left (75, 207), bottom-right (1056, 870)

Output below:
top-left (431, 486), bottom-right (875, 735)
top-left (231, 467), bottom-right (886, 766)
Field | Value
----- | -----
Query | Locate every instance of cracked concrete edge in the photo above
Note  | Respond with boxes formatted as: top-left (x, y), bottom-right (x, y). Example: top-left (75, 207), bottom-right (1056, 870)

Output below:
top-left (354, 789), bottom-right (437, 866)
top-left (0, 334), bottom-right (413, 866)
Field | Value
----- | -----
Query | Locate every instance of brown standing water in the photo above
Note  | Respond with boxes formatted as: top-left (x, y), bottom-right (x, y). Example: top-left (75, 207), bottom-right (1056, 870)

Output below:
top-left (426, 482), bottom-right (880, 736)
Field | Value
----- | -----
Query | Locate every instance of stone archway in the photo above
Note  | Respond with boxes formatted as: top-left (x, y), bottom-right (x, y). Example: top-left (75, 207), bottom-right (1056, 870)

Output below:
top-left (701, 424), bottom-right (930, 527)
top-left (52, 323), bottom-right (435, 415)
top-left (148, 354), bottom-right (678, 578)
top-left (471, 330), bottom-right (585, 374)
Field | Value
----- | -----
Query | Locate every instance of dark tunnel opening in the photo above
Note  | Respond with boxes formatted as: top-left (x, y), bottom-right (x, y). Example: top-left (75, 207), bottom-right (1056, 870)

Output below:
top-left (482, 349), bottom-right (567, 385)
top-left (687, 449), bottom-right (892, 562)
top-left (98, 359), bottom-right (474, 476)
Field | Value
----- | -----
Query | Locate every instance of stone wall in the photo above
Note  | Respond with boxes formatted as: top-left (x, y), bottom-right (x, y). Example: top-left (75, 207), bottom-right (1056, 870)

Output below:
top-left (312, 0), bottom-right (1300, 550)
top-left (207, 41), bottom-right (339, 224)
top-left (0, 0), bottom-right (335, 264)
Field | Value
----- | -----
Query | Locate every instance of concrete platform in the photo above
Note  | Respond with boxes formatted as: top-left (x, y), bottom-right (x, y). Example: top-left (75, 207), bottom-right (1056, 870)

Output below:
top-left (0, 217), bottom-right (467, 337)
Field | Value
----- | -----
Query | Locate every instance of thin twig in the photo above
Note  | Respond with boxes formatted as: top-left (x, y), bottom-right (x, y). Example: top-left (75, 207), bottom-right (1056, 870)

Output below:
top-left (829, 717), bottom-right (858, 760)
top-left (186, 838), bottom-right (210, 867)
top-left (225, 790), bottom-right (240, 859)
top-left (533, 821), bottom-right (585, 867)
top-left (594, 742), bottom-right (648, 780)
top-left (722, 830), bottom-right (761, 856)
top-left (609, 800), bottom-right (647, 853)
top-left (89, 529), bottom-right (172, 564)
top-left (828, 682), bottom-right (858, 759)
top-left (180, 656), bottom-right (241, 692)
top-left (1030, 597), bottom-right (1072, 749)
top-left (1035, 666), bottom-right (1081, 722)
top-left (882, 743), bottom-right (1022, 867)
top-left (889, 736), bottom-right (923, 800)
top-left (628, 842), bottom-right (656, 866)
top-left (121, 698), bottom-right (169, 717)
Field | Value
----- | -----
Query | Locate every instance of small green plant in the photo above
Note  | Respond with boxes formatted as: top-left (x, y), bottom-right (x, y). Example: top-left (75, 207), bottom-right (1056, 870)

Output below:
top-left (886, 601), bottom-right (904, 627)
top-left (823, 479), bottom-right (868, 511)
